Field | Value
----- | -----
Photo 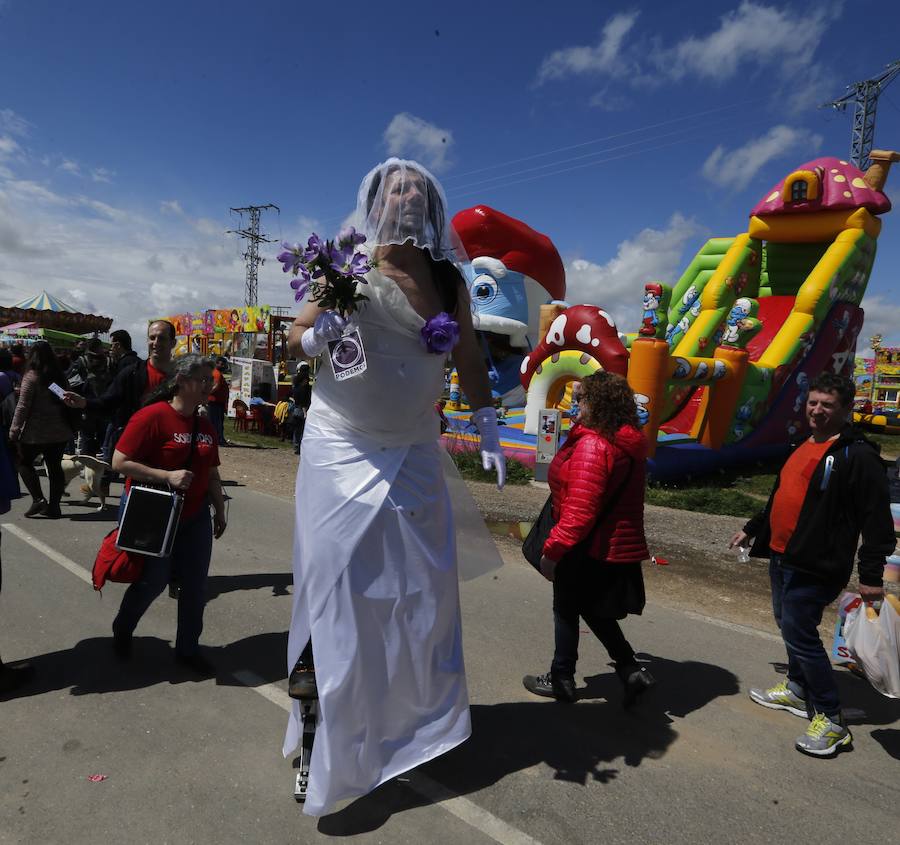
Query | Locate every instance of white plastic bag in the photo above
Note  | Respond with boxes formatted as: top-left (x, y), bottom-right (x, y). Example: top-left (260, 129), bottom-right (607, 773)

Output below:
top-left (843, 597), bottom-right (900, 698)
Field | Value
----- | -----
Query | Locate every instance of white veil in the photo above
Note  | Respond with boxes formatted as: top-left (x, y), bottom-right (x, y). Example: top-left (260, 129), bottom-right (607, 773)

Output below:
top-left (353, 158), bottom-right (468, 266)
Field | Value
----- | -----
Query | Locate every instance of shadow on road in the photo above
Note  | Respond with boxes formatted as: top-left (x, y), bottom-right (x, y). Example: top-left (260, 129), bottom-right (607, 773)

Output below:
top-left (0, 631), bottom-right (290, 701)
top-left (317, 653), bottom-right (739, 836)
top-left (206, 573), bottom-right (292, 600)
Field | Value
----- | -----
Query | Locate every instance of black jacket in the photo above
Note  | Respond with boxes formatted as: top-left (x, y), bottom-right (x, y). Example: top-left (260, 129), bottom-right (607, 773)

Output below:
top-left (85, 358), bottom-right (151, 429)
top-left (744, 426), bottom-right (895, 587)
top-left (112, 350), bottom-right (140, 377)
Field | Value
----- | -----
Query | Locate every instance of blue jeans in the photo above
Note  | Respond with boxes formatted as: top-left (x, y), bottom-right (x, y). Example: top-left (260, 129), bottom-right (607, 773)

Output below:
top-left (113, 508), bottom-right (214, 656)
top-left (769, 556), bottom-right (843, 717)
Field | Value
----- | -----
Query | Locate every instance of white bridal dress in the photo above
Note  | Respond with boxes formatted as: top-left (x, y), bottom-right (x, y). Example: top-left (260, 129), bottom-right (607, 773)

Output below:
top-left (283, 270), bottom-right (498, 816)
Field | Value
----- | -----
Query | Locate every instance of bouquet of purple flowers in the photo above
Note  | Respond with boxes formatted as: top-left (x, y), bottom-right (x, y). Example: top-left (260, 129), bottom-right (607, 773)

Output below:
top-left (277, 226), bottom-right (371, 316)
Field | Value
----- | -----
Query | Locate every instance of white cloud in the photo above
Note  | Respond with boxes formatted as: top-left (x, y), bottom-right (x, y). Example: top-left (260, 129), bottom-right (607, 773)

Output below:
top-left (861, 296), bottom-right (900, 348)
top-left (383, 113), bottom-right (454, 172)
top-left (160, 199), bottom-right (184, 215)
top-left (660, 1), bottom-right (840, 81)
top-left (60, 158), bottom-right (81, 176)
top-left (91, 167), bottom-right (115, 183)
top-left (0, 109), bottom-right (32, 137)
top-left (537, 12), bottom-right (640, 83)
top-left (702, 125), bottom-right (823, 191)
top-left (0, 176), bottom-right (285, 356)
top-left (563, 213), bottom-right (705, 331)
top-left (538, 3), bottom-right (842, 108)
top-left (63, 288), bottom-right (98, 314)
top-left (0, 135), bottom-right (20, 159)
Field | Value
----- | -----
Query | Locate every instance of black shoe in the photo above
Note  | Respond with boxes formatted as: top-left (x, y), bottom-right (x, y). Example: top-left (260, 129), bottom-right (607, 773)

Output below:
top-left (168, 581), bottom-right (180, 599)
top-left (175, 652), bottom-right (216, 678)
top-left (622, 666), bottom-right (656, 708)
top-left (24, 499), bottom-right (47, 518)
top-left (522, 671), bottom-right (577, 703)
top-left (112, 630), bottom-right (133, 660)
top-left (40, 504), bottom-right (62, 519)
top-left (0, 661), bottom-right (35, 693)
top-left (288, 664), bottom-right (318, 700)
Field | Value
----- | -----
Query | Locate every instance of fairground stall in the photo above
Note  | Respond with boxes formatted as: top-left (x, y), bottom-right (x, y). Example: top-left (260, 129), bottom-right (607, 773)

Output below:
top-left (153, 305), bottom-right (299, 406)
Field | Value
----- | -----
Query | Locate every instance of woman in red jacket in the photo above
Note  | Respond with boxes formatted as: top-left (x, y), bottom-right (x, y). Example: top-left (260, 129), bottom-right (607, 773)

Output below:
top-left (523, 371), bottom-right (654, 706)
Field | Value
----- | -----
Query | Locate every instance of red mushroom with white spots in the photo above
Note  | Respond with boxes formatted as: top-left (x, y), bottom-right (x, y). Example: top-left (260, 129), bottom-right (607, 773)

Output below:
top-left (520, 304), bottom-right (629, 387)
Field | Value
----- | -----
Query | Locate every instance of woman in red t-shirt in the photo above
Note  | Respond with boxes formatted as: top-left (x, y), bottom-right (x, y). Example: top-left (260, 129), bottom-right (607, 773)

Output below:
top-left (110, 354), bottom-right (227, 677)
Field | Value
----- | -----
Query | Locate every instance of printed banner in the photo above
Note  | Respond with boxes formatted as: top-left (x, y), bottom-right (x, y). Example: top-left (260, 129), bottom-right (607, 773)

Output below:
top-left (154, 306), bottom-right (271, 336)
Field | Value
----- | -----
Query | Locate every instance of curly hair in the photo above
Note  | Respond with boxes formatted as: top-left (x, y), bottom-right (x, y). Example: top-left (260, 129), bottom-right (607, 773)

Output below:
top-left (808, 372), bottom-right (855, 407)
top-left (578, 371), bottom-right (638, 438)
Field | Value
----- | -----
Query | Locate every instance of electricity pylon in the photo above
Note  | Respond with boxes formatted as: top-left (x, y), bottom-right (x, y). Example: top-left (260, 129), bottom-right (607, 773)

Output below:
top-left (820, 60), bottom-right (900, 170)
top-left (227, 204), bottom-right (279, 307)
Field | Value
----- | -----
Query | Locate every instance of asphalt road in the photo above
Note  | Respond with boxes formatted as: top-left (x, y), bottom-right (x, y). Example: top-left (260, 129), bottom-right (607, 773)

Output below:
top-left (1, 480), bottom-right (898, 845)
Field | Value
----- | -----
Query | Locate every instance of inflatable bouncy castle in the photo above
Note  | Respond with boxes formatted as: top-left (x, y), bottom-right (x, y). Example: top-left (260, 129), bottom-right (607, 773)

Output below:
top-left (445, 150), bottom-right (898, 479)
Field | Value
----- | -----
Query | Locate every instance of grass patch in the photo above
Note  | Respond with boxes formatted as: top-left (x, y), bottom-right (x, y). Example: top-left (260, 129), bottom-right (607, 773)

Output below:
top-left (227, 429), bottom-right (295, 451)
top-left (645, 460), bottom-right (780, 517)
top-left (646, 485), bottom-right (761, 518)
top-left (448, 447), bottom-right (532, 485)
top-left (864, 431), bottom-right (900, 457)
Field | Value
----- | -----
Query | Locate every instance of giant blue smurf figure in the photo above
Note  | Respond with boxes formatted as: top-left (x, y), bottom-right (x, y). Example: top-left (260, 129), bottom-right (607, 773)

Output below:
top-left (452, 205), bottom-right (566, 406)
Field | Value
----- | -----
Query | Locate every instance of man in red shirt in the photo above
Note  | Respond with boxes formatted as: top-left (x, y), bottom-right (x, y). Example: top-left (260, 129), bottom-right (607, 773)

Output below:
top-left (731, 373), bottom-right (894, 757)
top-left (63, 320), bottom-right (175, 461)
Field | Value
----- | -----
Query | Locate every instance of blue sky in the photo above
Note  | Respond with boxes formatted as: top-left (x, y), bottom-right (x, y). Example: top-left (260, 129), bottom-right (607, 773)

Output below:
top-left (1, 0), bottom-right (899, 352)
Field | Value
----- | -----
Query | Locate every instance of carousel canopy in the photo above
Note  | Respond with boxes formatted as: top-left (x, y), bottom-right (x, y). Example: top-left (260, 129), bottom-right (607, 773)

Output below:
top-left (0, 290), bottom-right (113, 335)
top-left (12, 291), bottom-right (79, 313)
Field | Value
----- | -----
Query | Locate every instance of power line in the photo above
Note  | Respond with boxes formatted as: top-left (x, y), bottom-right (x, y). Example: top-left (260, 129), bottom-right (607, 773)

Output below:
top-left (445, 116), bottom-right (762, 201)
top-left (441, 97), bottom-right (766, 183)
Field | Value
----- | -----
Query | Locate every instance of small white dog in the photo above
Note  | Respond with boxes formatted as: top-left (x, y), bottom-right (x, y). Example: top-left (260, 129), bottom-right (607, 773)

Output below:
top-left (57, 454), bottom-right (110, 510)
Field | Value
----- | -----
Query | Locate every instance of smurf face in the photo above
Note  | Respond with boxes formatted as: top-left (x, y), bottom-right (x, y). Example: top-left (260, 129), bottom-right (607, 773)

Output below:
top-left (672, 357), bottom-right (691, 379)
top-left (680, 286), bottom-right (699, 314)
top-left (643, 290), bottom-right (661, 311)
top-left (634, 393), bottom-right (650, 426)
top-left (464, 259), bottom-right (533, 348)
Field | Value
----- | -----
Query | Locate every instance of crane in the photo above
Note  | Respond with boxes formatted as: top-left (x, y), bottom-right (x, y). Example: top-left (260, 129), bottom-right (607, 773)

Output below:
top-left (820, 59), bottom-right (900, 170)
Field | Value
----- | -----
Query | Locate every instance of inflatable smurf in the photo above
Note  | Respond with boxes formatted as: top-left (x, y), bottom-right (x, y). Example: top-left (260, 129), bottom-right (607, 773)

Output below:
top-left (452, 206), bottom-right (565, 406)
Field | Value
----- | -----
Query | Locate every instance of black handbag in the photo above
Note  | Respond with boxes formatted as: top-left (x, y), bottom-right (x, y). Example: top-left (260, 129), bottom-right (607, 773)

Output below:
top-left (522, 458), bottom-right (634, 572)
top-left (116, 412), bottom-right (199, 558)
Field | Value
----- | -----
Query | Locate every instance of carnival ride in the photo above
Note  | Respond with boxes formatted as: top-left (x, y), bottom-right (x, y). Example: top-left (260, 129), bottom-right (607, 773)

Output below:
top-left (0, 290), bottom-right (113, 351)
top-left (444, 150), bottom-right (899, 479)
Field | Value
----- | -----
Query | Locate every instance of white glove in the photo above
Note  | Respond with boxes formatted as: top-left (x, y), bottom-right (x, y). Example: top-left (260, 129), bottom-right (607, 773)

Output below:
top-left (301, 310), bottom-right (358, 357)
top-left (472, 406), bottom-right (506, 490)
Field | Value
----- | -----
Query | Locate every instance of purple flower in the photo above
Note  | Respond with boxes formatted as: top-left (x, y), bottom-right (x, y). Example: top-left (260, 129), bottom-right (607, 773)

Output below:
top-left (290, 263), bottom-right (311, 297)
top-left (421, 312), bottom-right (460, 354)
top-left (277, 241), bottom-right (301, 274)
top-left (302, 233), bottom-right (326, 263)
top-left (291, 280), bottom-right (309, 302)
top-left (337, 225), bottom-right (366, 250)
top-left (330, 247), bottom-right (370, 278)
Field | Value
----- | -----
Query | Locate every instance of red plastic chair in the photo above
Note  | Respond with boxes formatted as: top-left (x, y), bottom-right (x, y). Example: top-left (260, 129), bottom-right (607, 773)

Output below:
top-left (232, 399), bottom-right (250, 433)
top-left (245, 406), bottom-right (263, 433)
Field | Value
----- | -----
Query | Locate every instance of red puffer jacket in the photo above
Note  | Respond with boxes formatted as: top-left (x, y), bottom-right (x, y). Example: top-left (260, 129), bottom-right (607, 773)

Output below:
top-left (543, 422), bottom-right (649, 564)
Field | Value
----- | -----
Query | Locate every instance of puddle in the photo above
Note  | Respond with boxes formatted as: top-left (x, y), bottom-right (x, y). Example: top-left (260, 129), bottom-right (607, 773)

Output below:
top-left (485, 520), bottom-right (532, 541)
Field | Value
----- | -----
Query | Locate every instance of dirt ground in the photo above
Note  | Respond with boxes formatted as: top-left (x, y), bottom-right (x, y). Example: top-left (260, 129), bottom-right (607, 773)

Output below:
top-left (217, 444), bottom-right (853, 637)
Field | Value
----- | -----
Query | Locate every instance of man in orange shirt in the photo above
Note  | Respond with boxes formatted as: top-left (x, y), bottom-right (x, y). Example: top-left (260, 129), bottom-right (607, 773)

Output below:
top-left (207, 357), bottom-right (230, 446)
top-left (730, 373), bottom-right (894, 757)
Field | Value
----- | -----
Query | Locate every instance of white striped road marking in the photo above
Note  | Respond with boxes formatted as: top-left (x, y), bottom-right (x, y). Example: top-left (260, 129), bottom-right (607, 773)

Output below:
top-left (235, 670), bottom-right (543, 845)
top-left (2, 523), bottom-right (93, 586)
top-left (4, 525), bottom-right (543, 845)
top-left (677, 607), bottom-right (783, 643)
